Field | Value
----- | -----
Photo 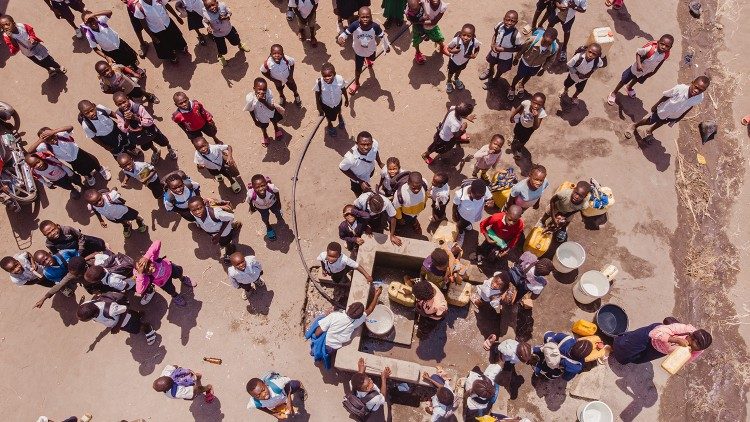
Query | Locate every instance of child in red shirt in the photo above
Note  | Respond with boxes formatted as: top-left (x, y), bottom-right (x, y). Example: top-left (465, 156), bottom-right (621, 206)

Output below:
top-left (478, 205), bottom-right (524, 264)
top-left (172, 91), bottom-right (220, 143)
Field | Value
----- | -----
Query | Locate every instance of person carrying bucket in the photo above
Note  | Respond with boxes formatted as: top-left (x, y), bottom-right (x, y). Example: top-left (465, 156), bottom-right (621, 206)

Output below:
top-left (539, 181), bottom-right (591, 242)
top-left (612, 317), bottom-right (712, 365)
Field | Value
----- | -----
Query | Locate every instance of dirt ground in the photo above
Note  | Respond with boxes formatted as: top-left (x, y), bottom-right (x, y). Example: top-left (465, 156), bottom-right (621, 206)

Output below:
top-left (0, 0), bottom-right (747, 421)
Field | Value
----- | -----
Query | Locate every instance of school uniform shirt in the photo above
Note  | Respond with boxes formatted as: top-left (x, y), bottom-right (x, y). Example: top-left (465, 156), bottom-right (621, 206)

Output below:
top-left (354, 192), bottom-right (397, 218)
top-left (631, 45), bottom-right (666, 77)
top-left (566, 53), bottom-right (604, 82)
top-left (464, 364), bottom-right (502, 410)
top-left (194, 206), bottom-right (235, 236)
top-left (4, 23), bottom-right (49, 59)
top-left (99, 66), bottom-right (138, 95)
top-left (514, 100), bottom-right (547, 128)
top-left (447, 36), bottom-right (481, 66)
top-left (356, 385), bottom-right (386, 412)
top-left (9, 252), bottom-right (40, 285)
top-left (318, 311), bottom-right (367, 349)
top-left (438, 109), bottom-right (461, 142)
top-left (181, 0), bottom-right (205, 12)
top-left (473, 144), bottom-right (502, 170)
top-left (89, 298), bottom-right (129, 328)
top-left (88, 189), bottom-right (129, 221)
top-left (656, 84), bottom-right (704, 120)
top-left (164, 179), bottom-right (200, 211)
top-left (317, 252), bottom-right (359, 274)
top-left (342, 21), bottom-right (384, 57)
top-left (558, 0), bottom-right (587, 23)
top-left (510, 178), bottom-right (549, 208)
top-left (288, 0), bottom-right (317, 18)
top-left (430, 184), bottom-right (450, 206)
top-left (34, 161), bottom-right (73, 182)
top-left (430, 380), bottom-right (454, 420)
top-left (161, 365), bottom-right (195, 399)
top-left (246, 375), bottom-right (291, 410)
top-left (497, 338), bottom-right (521, 364)
top-left (552, 188), bottom-right (590, 214)
top-left (479, 212), bottom-right (525, 247)
top-left (247, 183), bottom-right (279, 210)
top-left (420, 0), bottom-right (447, 30)
top-left (453, 185), bottom-right (492, 223)
top-left (243, 90), bottom-right (277, 124)
top-left (261, 55), bottom-right (295, 85)
top-left (193, 144), bottom-right (228, 170)
top-left (133, 0), bottom-right (171, 33)
top-left (314, 75), bottom-right (346, 108)
top-left (123, 161), bottom-right (158, 184)
top-left (36, 132), bottom-right (80, 162)
top-left (101, 270), bottom-right (135, 291)
top-left (490, 24), bottom-right (521, 61)
top-left (81, 105), bottom-right (117, 138)
top-left (202, 3), bottom-right (233, 37)
top-left (339, 140), bottom-right (379, 183)
top-left (82, 16), bottom-right (121, 51)
top-left (393, 182), bottom-right (428, 218)
top-left (228, 255), bottom-right (262, 287)
top-left (519, 251), bottom-right (547, 294)
top-left (476, 275), bottom-right (505, 302)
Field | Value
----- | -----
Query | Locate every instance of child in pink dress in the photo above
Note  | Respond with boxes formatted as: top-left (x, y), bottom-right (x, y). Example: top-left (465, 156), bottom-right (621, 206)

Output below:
top-left (135, 240), bottom-right (195, 307)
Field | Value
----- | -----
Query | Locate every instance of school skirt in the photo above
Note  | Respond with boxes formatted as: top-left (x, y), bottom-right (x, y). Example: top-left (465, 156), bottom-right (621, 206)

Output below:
top-left (152, 20), bottom-right (188, 60)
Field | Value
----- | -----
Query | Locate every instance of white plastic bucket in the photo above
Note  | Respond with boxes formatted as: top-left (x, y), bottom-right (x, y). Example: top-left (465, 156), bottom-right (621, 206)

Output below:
top-left (553, 242), bottom-right (586, 273)
top-left (365, 304), bottom-right (394, 335)
top-left (577, 401), bottom-right (613, 422)
top-left (573, 271), bottom-right (611, 304)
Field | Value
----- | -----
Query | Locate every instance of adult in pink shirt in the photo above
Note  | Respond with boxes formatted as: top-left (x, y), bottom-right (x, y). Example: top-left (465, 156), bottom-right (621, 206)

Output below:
top-left (135, 240), bottom-right (194, 306)
top-left (613, 317), bottom-right (712, 365)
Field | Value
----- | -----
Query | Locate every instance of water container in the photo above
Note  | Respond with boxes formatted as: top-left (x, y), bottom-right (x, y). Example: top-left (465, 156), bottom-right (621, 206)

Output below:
top-left (556, 181), bottom-right (576, 195)
top-left (661, 346), bottom-right (691, 374)
top-left (365, 304), bottom-right (395, 335)
top-left (524, 226), bottom-right (552, 257)
top-left (492, 188), bottom-right (511, 209)
top-left (446, 281), bottom-right (472, 307)
top-left (582, 186), bottom-right (615, 217)
top-left (587, 27), bottom-right (615, 56)
top-left (572, 320), bottom-right (598, 337)
top-left (553, 241), bottom-right (586, 273)
top-left (577, 401), bottom-right (614, 422)
top-left (600, 264), bottom-right (618, 282)
top-left (388, 282), bottom-right (416, 307)
top-left (573, 271), bottom-right (610, 304)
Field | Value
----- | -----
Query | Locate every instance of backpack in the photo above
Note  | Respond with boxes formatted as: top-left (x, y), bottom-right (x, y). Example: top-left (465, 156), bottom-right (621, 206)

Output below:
top-left (525, 28), bottom-right (558, 57)
top-left (96, 291), bottom-right (127, 321)
top-left (162, 171), bottom-right (200, 208)
top-left (451, 33), bottom-right (478, 58)
top-left (641, 40), bottom-right (669, 60)
top-left (342, 390), bottom-right (379, 420)
top-left (247, 176), bottom-right (273, 202)
top-left (541, 341), bottom-right (562, 369)
top-left (77, 105), bottom-right (112, 135)
top-left (493, 24), bottom-right (520, 48)
top-left (262, 55), bottom-right (291, 73)
top-left (97, 252), bottom-right (135, 277)
top-left (253, 372), bottom-right (284, 409)
top-left (377, 171), bottom-right (409, 196)
top-left (571, 45), bottom-right (602, 69)
top-left (395, 173), bottom-right (428, 206)
top-left (170, 367), bottom-right (196, 387)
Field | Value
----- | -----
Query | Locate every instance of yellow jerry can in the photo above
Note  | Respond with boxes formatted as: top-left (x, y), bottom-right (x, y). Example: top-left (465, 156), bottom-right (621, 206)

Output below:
top-left (524, 226), bottom-right (552, 257)
top-left (587, 27), bottom-right (615, 56)
top-left (572, 319), bottom-right (598, 337)
top-left (446, 281), bottom-right (472, 307)
top-left (556, 181), bottom-right (576, 194)
top-left (661, 346), bottom-right (692, 375)
top-left (492, 188), bottom-right (511, 209)
top-left (388, 282), bottom-right (416, 307)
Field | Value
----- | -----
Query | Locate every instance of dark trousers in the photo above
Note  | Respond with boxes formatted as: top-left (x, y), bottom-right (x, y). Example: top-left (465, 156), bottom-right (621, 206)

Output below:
top-left (212, 27), bottom-right (241, 56)
top-left (144, 263), bottom-right (183, 297)
top-left (432, 200), bottom-right (447, 220)
top-left (257, 201), bottom-right (283, 228)
top-left (51, 174), bottom-right (81, 191)
top-left (153, 20), bottom-right (188, 60)
top-left (69, 149), bottom-right (101, 176)
top-left (29, 54), bottom-right (62, 71)
top-left (146, 179), bottom-right (163, 199)
top-left (273, 78), bottom-right (299, 96)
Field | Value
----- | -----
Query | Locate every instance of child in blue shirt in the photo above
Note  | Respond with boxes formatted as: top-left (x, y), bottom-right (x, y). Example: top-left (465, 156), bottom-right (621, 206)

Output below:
top-left (32, 249), bottom-right (79, 283)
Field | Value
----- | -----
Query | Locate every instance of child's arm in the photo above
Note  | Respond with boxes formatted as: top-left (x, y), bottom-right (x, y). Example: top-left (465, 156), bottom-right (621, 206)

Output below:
top-left (375, 151), bottom-right (383, 169)
top-left (164, 2), bottom-right (185, 25)
top-left (420, 371), bottom-right (445, 388)
top-left (341, 84), bottom-right (349, 107)
top-left (288, 62), bottom-right (296, 81)
top-left (364, 286), bottom-right (383, 315)
top-left (650, 95), bottom-right (670, 113)
top-left (356, 265), bottom-right (373, 283)
top-left (508, 105), bottom-right (521, 123)
top-left (92, 209), bottom-right (107, 228)
top-left (222, 145), bottom-right (235, 166)
top-left (315, 90), bottom-right (324, 114)
top-left (118, 170), bottom-right (129, 188)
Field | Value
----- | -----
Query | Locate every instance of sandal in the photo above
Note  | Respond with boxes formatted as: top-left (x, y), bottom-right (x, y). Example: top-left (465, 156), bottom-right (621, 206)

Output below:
top-left (137, 223), bottom-right (148, 233)
top-left (348, 83), bottom-right (359, 95)
top-left (642, 134), bottom-right (655, 145)
top-left (231, 180), bottom-right (242, 194)
top-left (261, 137), bottom-right (270, 147)
top-left (454, 79), bottom-right (465, 90)
top-left (294, 95), bottom-right (302, 106)
top-left (274, 129), bottom-right (283, 140)
top-left (414, 52), bottom-right (427, 65)
top-left (627, 88), bottom-right (637, 98)
top-left (422, 154), bottom-right (434, 165)
top-left (182, 276), bottom-right (197, 287)
top-left (607, 93), bottom-right (616, 106)
top-left (123, 225), bottom-right (132, 238)
top-left (624, 130), bottom-right (634, 139)
top-left (741, 114), bottom-right (750, 125)
top-left (605, 0), bottom-right (613, 5)
top-left (266, 227), bottom-right (277, 241)
top-left (507, 89), bottom-right (516, 100)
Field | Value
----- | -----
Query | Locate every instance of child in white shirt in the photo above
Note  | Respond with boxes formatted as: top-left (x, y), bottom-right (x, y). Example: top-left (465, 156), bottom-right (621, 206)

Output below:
top-left (244, 77), bottom-right (284, 147)
top-left (260, 44), bottom-right (301, 107)
top-left (84, 188), bottom-right (147, 237)
top-left (192, 136), bottom-right (241, 193)
top-left (429, 172), bottom-right (449, 222)
top-left (1, 252), bottom-right (44, 286)
top-left (561, 43), bottom-right (606, 104)
top-left (228, 252), bottom-right (263, 300)
top-left (445, 24), bottom-right (481, 93)
top-left (314, 63), bottom-right (349, 136)
top-left (116, 153), bottom-right (162, 200)
top-left (289, 0), bottom-right (318, 45)
top-left (317, 241), bottom-right (372, 283)
top-left (247, 174), bottom-right (283, 240)
top-left (420, 368), bottom-right (457, 421)
top-left (25, 153), bottom-right (83, 199)
top-left (336, 6), bottom-right (389, 95)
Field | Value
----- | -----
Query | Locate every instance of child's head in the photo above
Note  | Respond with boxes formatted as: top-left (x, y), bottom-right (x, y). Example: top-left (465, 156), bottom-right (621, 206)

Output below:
top-left (116, 153), bottom-right (135, 171)
top-left (516, 342), bottom-right (533, 364)
top-left (351, 372), bottom-right (374, 393)
top-left (407, 0), bottom-right (422, 11)
top-left (95, 60), bottom-right (114, 77)
top-left (571, 181), bottom-right (592, 205)
top-left (0, 15), bottom-right (15, 33)
top-left (33, 250), bottom-right (54, 266)
top-left (25, 154), bottom-right (47, 171)
top-left (436, 386), bottom-right (455, 407)
top-left (191, 136), bottom-right (210, 154)
top-left (153, 376), bottom-right (174, 393)
top-left (253, 77), bottom-right (268, 96)
top-left (37, 126), bottom-right (53, 138)
top-left (585, 43), bottom-right (602, 61)
top-left (203, 0), bottom-right (219, 13)
top-left (431, 172), bottom-right (448, 188)
top-left (687, 329), bottom-right (712, 351)
top-left (528, 164), bottom-right (547, 189)
top-left (40, 220), bottom-right (62, 240)
top-left (413, 279), bottom-right (435, 301)
top-left (247, 378), bottom-right (272, 399)
top-left (430, 248), bottom-right (449, 270)
top-left (429, 0), bottom-right (441, 7)
top-left (530, 92), bottom-right (546, 110)
top-left (229, 251), bottom-right (247, 270)
top-left (355, 131), bottom-right (374, 155)
top-left (570, 340), bottom-right (594, 362)
top-left (505, 205), bottom-right (523, 226)
top-left (346, 301), bottom-right (365, 319)
top-left (367, 193), bottom-right (385, 213)
top-left (690, 76), bottom-right (710, 97)
top-left (78, 100), bottom-right (98, 119)
top-left (0, 256), bottom-right (22, 274)
top-left (470, 378), bottom-right (494, 399)
top-left (468, 179), bottom-right (487, 200)
top-left (534, 258), bottom-right (553, 276)
top-left (321, 62), bottom-right (337, 83)
top-left (490, 273), bottom-right (506, 290)
top-left (460, 24), bottom-right (475, 42)
top-left (357, 6), bottom-right (372, 26)
top-left (541, 28), bottom-right (558, 47)
top-left (407, 172), bottom-right (424, 194)
top-left (385, 157), bottom-right (401, 178)
top-left (250, 174), bottom-right (268, 195)
top-left (489, 134), bottom-right (505, 153)
top-left (657, 34), bottom-right (674, 53)
top-left (67, 256), bottom-right (88, 277)
top-left (343, 204), bottom-right (357, 223)
top-left (77, 301), bottom-right (100, 322)
top-left (165, 173), bottom-right (186, 194)
top-left (455, 102), bottom-right (475, 119)
top-left (502, 10), bottom-right (519, 28)
top-left (84, 265), bottom-right (106, 284)
top-left (173, 91), bottom-right (190, 109)
top-left (82, 12), bottom-right (101, 29)
top-left (84, 189), bottom-right (104, 206)
top-left (187, 196), bottom-right (207, 219)
top-left (270, 44), bottom-right (284, 61)
top-left (113, 91), bottom-right (131, 112)
top-left (325, 241), bottom-right (342, 262)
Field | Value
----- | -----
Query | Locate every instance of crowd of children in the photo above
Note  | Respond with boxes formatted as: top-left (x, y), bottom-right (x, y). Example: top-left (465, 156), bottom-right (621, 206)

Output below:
top-left (1, 0), bottom-right (716, 420)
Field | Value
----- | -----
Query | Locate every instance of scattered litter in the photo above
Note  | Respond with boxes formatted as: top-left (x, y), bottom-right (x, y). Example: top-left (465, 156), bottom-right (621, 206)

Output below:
top-left (696, 153), bottom-right (707, 165)
top-left (205, 331), bottom-right (214, 340)
top-left (689, 0), bottom-right (702, 17)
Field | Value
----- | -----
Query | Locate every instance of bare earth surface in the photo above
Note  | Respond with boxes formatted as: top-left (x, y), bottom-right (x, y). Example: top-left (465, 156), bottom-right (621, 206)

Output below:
top-left (0, 0), bottom-right (747, 421)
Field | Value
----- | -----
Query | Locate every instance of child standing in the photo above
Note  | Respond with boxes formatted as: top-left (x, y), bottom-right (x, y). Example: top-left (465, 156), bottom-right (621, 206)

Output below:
top-left (420, 369), bottom-right (457, 421)
top-left (480, 10), bottom-right (522, 89)
top-left (314, 63), bottom-right (349, 137)
top-left (44, 0), bottom-right (85, 38)
top-left (113, 92), bottom-right (176, 163)
top-left (0, 15), bottom-right (66, 75)
top-left (561, 43), bottom-right (606, 104)
top-left (31, 127), bottom-right (111, 187)
top-left (192, 136), bottom-right (242, 193)
top-left (132, 0), bottom-right (188, 64)
top-left (339, 204), bottom-right (370, 251)
top-left (471, 134), bottom-right (505, 178)
top-left (383, 0), bottom-right (407, 28)
top-left (260, 45), bottom-right (302, 107)
top-left (349, 357), bottom-right (390, 417)
top-left (429, 172), bottom-right (449, 222)
top-left (508, 92), bottom-right (547, 159)
top-left (84, 188), bottom-right (148, 238)
top-left (172, 92), bottom-right (220, 142)
top-left (452, 178), bottom-right (493, 234)
top-left (289, 0), bottom-right (318, 46)
top-left (244, 78), bottom-right (284, 147)
top-left (339, 131), bottom-right (383, 195)
top-left (33, 249), bottom-right (79, 284)
top-left (392, 172), bottom-right (428, 233)
top-left (421, 102), bottom-right (475, 164)
top-left (607, 34), bottom-right (674, 105)
top-left (135, 240), bottom-right (193, 306)
top-left (509, 28), bottom-right (558, 100)
top-left (187, 196), bottom-right (240, 261)
top-left (445, 24), bottom-right (481, 93)
top-left (25, 153), bottom-right (83, 199)
top-left (77, 100), bottom-right (135, 157)
top-left (377, 157), bottom-right (408, 198)
top-left (228, 252), bottom-right (263, 300)
top-left (411, 0), bottom-right (447, 65)
top-left (117, 153), bottom-right (162, 199)
top-left (163, 171), bottom-right (202, 221)
top-left (317, 241), bottom-right (373, 283)
top-left (336, 7), bottom-right (390, 95)
top-left (247, 174), bottom-right (284, 241)
top-left (547, 0), bottom-right (587, 62)
top-left (175, 0), bottom-right (208, 45)
top-left (202, 0), bottom-right (251, 66)
top-left (96, 61), bottom-right (159, 104)
top-left (77, 291), bottom-right (158, 344)
top-left (153, 365), bottom-right (214, 401)
top-left (81, 10), bottom-right (143, 74)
